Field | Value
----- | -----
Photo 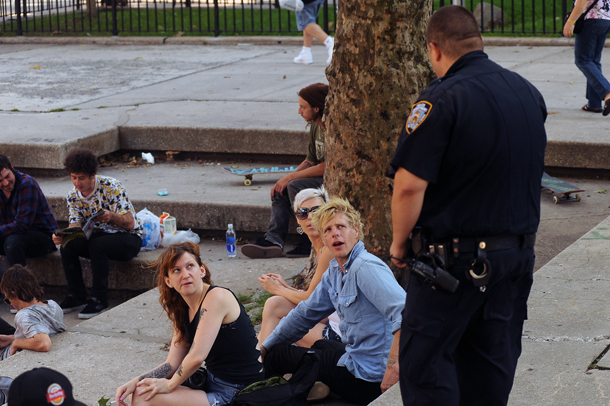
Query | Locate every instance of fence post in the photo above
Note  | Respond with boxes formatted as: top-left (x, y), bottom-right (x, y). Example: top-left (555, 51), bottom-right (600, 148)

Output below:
top-left (213, 0), bottom-right (220, 37)
top-left (322, 0), bottom-right (328, 34)
top-left (15, 0), bottom-right (23, 36)
top-left (111, 0), bottom-right (118, 35)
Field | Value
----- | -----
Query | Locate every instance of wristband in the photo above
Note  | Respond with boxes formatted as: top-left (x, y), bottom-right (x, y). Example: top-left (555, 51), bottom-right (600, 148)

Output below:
top-left (568, 18), bottom-right (576, 25)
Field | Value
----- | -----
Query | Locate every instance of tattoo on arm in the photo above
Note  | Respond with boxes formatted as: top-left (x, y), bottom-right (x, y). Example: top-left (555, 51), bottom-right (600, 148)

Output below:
top-left (303, 161), bottom-right (313, 168)
top-left (200, 307), bottom-right (207, 319)
top-left (110, 212), bottom-right (132, 229)
top-left (176, 364), bottom-right (184, 377)
top-left (387, 354), bottom-right (398, 368)
top-left (139, 363), bottom-right (172, 381)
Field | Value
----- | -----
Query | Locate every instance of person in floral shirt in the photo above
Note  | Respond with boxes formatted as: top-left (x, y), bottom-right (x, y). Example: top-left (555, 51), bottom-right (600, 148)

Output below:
top-left (52, 149), bottom-right (142, 319)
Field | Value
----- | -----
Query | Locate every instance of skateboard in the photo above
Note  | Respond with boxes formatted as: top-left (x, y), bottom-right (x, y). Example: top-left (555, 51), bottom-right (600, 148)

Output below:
top-left (541, 172), bottom-right (585, 204)
top-left (222, 166), bottom-right (298, 186)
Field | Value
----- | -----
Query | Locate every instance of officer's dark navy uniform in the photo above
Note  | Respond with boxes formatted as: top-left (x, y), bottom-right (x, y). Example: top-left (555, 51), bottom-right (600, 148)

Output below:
top-left (390, 50), bottom-right (547, 405)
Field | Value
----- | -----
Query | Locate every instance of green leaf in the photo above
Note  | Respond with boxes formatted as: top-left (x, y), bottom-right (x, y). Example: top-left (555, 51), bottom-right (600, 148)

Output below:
top-left (98, 396), bottom-right (111, 406)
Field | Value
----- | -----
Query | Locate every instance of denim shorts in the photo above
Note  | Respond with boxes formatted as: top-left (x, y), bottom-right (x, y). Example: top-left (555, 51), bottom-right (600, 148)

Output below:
top-left (295, 0), bottom-right (325, 31)
top-left (205, 370), bottom-right (245, 406)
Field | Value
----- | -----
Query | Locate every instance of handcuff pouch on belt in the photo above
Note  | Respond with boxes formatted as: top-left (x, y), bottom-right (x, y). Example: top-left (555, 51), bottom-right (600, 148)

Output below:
top-left (466, 240), bottom-right (492, 292)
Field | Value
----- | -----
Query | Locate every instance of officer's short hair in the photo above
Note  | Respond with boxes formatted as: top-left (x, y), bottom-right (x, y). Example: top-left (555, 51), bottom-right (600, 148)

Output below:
top-left (293, 186), bottom-right (330, 213)
top-left (426, 5), bottom-right (483, 60)
top-left (312, 197), bottom-right (364, 241)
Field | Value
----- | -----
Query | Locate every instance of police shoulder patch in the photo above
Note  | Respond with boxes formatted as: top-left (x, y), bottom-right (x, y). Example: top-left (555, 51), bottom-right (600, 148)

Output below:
top-left (406, 101), bottom-right (433, 134)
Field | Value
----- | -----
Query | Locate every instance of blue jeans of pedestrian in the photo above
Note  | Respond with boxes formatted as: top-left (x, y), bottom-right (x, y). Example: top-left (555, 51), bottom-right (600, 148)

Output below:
top-left (575, 18), bottom-right (610, 109)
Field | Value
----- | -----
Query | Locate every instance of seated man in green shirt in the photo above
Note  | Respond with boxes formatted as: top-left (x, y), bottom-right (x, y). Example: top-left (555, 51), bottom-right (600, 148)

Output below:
top-left (242, 83), bottom-right (328, 259)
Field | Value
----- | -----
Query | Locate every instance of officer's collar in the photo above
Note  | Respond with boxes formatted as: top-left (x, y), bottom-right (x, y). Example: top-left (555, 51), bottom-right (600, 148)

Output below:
top-left (443, 50), bottom-right (488, 78)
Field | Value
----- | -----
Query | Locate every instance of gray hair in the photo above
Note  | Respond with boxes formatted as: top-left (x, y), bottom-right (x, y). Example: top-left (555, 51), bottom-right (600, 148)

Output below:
top-left (293, 186), bottom-right (330, 213)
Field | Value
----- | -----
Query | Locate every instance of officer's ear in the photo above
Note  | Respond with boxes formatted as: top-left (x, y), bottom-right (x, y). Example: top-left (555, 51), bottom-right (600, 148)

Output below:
top-left (427, 42), bottom-right (442, 63)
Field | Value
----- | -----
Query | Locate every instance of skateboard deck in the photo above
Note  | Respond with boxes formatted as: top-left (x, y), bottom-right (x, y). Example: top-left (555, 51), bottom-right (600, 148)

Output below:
top-left (541, 172), bottom-right (585, 204)
top-left (222, 166), bottom-right (298, 185)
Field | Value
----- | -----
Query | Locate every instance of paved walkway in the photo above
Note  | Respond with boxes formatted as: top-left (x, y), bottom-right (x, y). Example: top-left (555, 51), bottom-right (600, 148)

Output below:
top-left (0, 37), bottom-right (609, 405)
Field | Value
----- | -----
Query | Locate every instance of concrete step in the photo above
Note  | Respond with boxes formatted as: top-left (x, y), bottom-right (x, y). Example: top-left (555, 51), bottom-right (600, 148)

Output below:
top-left (39, 159), bottom-right (298, 233)
top-left (4, 43), bottom-right (610, 174)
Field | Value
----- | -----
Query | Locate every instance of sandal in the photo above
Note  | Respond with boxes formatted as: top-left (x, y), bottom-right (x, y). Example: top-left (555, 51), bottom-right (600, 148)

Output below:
top-left (604, 99), bottom-right (610, 116)
top-left (582, 104), bottom-right (603, 113)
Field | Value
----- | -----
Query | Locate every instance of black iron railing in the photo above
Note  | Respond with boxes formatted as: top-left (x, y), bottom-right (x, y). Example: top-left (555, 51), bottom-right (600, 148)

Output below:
top-left (1, 0), bottom-right (568, 36)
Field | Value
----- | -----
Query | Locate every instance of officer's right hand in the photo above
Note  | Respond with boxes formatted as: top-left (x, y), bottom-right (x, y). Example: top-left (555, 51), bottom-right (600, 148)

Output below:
top-left (389, 242), bottom-right (408, 268)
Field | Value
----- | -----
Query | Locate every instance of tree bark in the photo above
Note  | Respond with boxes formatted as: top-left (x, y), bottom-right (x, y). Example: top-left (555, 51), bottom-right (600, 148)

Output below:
top-left (324, 0), bottom-right (435, 258)
top-left (88, 0), bottom-right (97, 18)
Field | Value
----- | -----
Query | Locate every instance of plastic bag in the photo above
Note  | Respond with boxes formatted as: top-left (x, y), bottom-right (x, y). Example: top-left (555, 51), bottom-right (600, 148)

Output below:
top-left (161, 229), bottom-right (201, 247)
top-left (138, 208), bottom-right (162, 251)
top-left (279, 0), bottom-right (303, 12)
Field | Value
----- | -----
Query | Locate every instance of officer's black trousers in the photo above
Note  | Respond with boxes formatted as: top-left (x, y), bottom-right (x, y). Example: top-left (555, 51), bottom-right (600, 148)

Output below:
top-left (399, 246), bottom-right (535, 406)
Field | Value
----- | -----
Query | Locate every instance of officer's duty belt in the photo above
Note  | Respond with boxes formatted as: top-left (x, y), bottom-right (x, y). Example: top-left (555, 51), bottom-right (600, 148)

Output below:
top-left (450, 233), bottom-right (536, 256)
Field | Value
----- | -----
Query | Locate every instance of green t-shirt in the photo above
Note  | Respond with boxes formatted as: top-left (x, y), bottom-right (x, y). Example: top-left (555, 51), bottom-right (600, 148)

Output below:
top-left (305, 123), bottom-right (325, 164)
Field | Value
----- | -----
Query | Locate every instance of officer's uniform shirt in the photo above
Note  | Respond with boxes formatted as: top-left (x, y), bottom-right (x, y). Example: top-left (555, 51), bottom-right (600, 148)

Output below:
top-left (390, 50), bottom-right (547, 240)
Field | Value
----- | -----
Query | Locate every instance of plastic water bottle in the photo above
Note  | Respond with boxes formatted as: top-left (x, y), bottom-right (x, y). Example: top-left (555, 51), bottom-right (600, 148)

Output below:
top-left (226, 224), bottom-right (236, 258)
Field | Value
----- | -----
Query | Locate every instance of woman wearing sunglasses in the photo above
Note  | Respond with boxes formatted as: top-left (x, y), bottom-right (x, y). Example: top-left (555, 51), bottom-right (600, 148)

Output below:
top-left (258, 187), bottom-right (341, 347)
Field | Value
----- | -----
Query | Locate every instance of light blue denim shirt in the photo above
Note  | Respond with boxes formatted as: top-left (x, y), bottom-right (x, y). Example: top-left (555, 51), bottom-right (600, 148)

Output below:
top-left (263, 241), bottom-right (406, 382)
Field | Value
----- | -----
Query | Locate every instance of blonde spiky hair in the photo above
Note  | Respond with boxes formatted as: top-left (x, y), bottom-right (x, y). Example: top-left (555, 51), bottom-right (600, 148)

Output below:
top-left (311, 197), bottom-right (364, 241)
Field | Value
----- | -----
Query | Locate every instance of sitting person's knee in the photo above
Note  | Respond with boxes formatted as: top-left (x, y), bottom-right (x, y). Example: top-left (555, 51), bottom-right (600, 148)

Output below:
top-left (263, 295), bottom-right (292, 318)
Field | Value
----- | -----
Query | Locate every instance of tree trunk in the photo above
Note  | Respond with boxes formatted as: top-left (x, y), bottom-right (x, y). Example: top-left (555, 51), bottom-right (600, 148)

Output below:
top-left (88, 0), bottom-right (97, 18)
top-left (324, 0), bottom-right (435, 259)
top-left (291, 247), bottom-right (317, 290)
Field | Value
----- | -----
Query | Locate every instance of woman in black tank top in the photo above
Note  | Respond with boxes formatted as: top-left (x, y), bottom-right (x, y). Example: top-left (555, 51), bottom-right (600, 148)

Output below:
top-left (115, 242), bottom-right (263, 406)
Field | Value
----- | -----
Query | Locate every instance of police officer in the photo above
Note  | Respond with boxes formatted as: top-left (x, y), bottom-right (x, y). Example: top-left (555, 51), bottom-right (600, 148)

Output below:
top-left (389, 6), bottom-right (547, 406)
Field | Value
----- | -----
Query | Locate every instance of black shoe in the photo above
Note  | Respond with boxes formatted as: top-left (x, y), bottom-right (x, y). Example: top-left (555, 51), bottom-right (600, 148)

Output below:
top-left (241, 237), bottom-right (283, 259)
top-left (604, 99), bottom-right (610, 116)
top-left (59, 296), bottom-right (87, 314)
top-left (286, 240), bottom-right (312, 258)
top-left (78, 298), bottom-right (109, 319)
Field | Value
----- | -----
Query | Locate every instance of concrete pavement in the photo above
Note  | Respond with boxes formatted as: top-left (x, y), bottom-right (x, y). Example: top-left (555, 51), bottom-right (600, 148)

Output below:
top-left (2, 39), bottom-right (610, 172)
top-left (1, 38), bottom-right (610, 405)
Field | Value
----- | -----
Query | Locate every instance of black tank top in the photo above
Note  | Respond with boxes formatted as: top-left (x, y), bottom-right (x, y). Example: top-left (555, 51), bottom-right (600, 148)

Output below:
top-left (184, 286), bottom-right (263, 385)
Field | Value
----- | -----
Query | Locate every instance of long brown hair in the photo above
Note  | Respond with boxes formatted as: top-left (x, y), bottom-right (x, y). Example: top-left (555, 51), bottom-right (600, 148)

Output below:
top-left (151, 242), bottom-right (213, 345)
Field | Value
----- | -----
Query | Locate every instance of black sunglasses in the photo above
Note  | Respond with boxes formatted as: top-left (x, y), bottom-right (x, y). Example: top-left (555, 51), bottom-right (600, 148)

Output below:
top-left (3, 298), bottom-right (10, 305)
top-left (295, 206), bottom-right (321, 220)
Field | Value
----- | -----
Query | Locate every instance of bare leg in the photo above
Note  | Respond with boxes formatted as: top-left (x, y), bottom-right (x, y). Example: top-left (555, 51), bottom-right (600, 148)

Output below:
top-left (131, 385), bottom-right (210, 406)
top-left (303, 23), bottom-right (329, 47)
top-left (295, 322), bottom-right (326, 348)
top-left (258, 296), bottom-right (297, 346)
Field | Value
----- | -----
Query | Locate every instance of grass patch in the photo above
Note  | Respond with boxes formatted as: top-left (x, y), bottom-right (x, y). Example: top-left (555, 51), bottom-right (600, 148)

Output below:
top-left (10, 109), bottom-right (19, 112)
top-left (435, 0), bottom-right (566, 34)
top-left (49, 108), bottom-right (66, 112)
top-left (97, 105), bottom-right (108, 109)
top-left (71, 107), bottom-right (81, 111)
top-left (1, 6), bottom-right (336, 36)
top-left (0, 1), bottom-right (566, 36)
top-left (238, 291), bottom-right (273, 325)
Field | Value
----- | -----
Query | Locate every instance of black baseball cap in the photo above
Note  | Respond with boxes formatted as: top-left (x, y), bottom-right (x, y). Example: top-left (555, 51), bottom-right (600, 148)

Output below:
top-left (8, 367), bottom-right (86, 406)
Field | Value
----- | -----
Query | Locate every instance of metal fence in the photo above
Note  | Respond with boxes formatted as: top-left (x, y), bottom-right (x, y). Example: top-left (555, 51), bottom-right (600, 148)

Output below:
top-left (0, 0), bottom-right (568, 36)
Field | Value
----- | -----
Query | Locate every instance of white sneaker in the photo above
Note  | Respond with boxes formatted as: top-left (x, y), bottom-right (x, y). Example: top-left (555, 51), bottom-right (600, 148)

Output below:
top-left (325, 36), bottom-right (335, 65)
top-left (293, 49), bottom-right (313, 64)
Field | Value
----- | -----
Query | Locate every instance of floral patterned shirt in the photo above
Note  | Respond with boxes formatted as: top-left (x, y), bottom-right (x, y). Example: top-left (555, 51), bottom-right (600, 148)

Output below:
top-left (66, 175), bottom-right (142, 237)
top-left (584, 0), bottom-right (610, 20)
